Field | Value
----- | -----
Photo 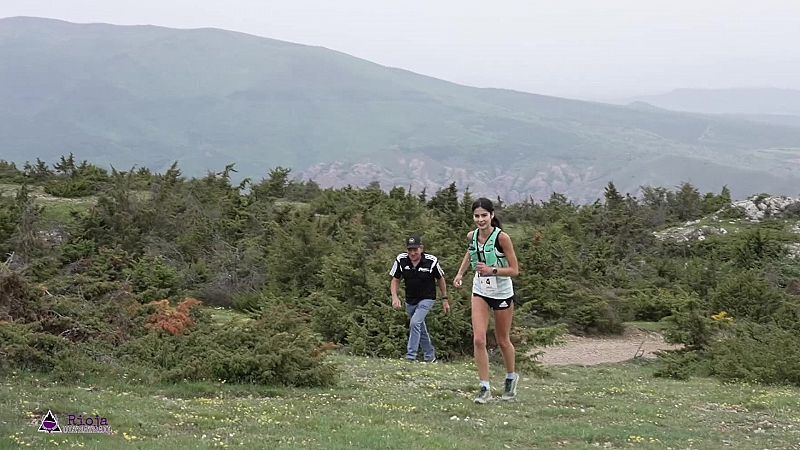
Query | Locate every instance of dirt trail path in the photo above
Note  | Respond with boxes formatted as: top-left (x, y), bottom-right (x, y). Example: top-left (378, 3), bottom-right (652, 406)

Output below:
top-left (535, 327), bottom-right (681, 366)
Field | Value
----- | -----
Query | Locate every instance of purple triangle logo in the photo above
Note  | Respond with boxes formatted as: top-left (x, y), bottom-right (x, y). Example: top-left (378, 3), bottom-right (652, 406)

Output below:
top-left (37, 410), bottom-right (61, 433)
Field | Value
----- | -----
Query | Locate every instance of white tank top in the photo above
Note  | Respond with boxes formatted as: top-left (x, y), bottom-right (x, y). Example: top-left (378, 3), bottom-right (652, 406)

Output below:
top-left (471, 241), bottom-right (514, 299)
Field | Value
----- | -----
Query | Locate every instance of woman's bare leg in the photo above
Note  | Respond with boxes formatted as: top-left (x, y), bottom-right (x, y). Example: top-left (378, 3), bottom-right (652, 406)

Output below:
top-left (471, 296), bottom-right (492, 381)
top-left (494, 304), bottom-right (515, 374)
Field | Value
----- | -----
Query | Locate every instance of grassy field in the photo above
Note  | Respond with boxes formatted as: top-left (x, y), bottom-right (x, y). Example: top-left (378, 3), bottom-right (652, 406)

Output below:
top-left (2, 354), bottom-right (799, 449)
top-left (0, 183), bottom-right (96, 225)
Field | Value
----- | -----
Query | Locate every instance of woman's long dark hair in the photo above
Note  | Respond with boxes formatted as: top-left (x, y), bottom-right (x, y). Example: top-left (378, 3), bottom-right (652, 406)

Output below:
top-left (471, 197), bottom-right (501, 228)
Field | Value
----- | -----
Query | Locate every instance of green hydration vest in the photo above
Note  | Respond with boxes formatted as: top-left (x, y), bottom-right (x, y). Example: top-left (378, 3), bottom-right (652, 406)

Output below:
top-left (469, 227), bottom-right (508, 271)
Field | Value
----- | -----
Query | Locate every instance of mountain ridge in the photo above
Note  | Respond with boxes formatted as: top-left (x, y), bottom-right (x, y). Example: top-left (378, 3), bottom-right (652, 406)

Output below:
top-left (625, 87), bottom-right (800, 116)
top-left (2, 17), bottom-right (800, 202)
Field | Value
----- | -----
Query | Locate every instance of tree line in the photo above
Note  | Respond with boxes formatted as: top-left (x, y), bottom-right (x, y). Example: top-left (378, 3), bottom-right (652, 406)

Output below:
top-left (1, 155), bottom-right (798, 386)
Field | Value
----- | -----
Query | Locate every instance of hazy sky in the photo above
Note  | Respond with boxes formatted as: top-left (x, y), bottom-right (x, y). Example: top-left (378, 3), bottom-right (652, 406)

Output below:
top-left (2, 0), bottom-right (799, 100)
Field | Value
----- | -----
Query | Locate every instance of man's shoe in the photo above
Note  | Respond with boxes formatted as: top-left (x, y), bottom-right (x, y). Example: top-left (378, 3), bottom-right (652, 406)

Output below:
top-left (474, 386), bottom-right (492, 404)
top-left (501, 374), bottom-right (519, 401)
top-left (424, 357), bottom-right (437, 364)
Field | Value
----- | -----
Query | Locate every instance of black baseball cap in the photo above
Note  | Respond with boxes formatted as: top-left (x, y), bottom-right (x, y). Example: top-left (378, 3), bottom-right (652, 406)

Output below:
top-left (406, 235), bottom-right (423, 248)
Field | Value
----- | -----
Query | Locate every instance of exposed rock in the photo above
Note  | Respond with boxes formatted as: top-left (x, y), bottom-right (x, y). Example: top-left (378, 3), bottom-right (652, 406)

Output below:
top-left (732, 195), bottom-right (800, 222)
top-left (39, 228), bottom-right (67, 246)
top-left (787, 243), bottom-right (800, 259)
top-left (653, 225), bottom-right (730, 242)
top-left (655, 195), bottom-right (800, 244)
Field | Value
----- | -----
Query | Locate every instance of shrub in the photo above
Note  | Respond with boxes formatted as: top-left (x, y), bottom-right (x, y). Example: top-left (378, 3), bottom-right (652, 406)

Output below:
top-left (521, 280), bottom-right (624, 334)
top-left (51, 346), bottom-right (118, 381)
top-left (127, 255), bottom-right (180, 302)
top-left (0, 321), bottom-right (71, 372)
top-left (709, 271), bottom-right (785, 321)
top-left (717, 204), bottom-right (745, 220)
top-left (653, 350), bottom-right (708, 380)
top-left (0, 197), bottom-right (20, 255)
top-left (60, 238), bottom-right (96, 264)
top-left (629, 289), bottom-right (693, 321)
top-left (145, 298), bottom-right (203, 335)
top-left (710, 322), bottom-right (800, 385)
top-left (629, 291), bottom-right (670, 322)
top-left (308, 292), bottom-right (352, 344)
top-left (119, 303), bottom-right (337, 387)
top-left (661, 299), bottom-right (719, 350)
top-left (347, 299), bottom-right (408, 357)
top-left (85, 246), bottom-right (133, 281)
top-left (773, 301), bottom-right (800, 333)
top-left (564, 293), bottom-right (624, 335)
top-left (230, 290), bottom-right (262, 312)
top-left (44, 178), bottom-right (98, 198)
top-left (0, 268), bottom-right (45, 322)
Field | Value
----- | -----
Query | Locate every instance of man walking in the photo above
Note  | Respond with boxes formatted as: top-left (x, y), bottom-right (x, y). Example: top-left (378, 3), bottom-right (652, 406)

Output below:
top-left (389, 235), bottom-right (450, 362)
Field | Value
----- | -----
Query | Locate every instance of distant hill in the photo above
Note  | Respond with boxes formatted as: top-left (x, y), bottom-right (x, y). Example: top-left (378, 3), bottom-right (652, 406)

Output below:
top-left (2, 17), bottom-right (800, 202)
top-left (626, 88), bottom-right (800, 116)
top-left (626, 88), bottom-right (800, 125)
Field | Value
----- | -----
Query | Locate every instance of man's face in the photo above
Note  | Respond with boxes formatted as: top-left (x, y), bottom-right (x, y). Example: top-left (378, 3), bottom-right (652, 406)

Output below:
top-left (407, 246), bottom-right (422, 261)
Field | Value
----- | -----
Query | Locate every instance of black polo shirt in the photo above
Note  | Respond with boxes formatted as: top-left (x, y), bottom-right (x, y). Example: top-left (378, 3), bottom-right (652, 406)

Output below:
top-left (389, 252), bottom-right (444, 305)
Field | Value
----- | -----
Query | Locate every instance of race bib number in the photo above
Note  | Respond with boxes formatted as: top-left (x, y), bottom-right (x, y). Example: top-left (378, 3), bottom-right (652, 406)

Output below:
top-left (479, 276), bottom-right (499, 295)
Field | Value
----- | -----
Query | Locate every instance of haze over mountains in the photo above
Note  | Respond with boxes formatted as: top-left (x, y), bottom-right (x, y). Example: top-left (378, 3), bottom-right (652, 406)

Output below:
top-left (625, 88), bottom-right (800, 129)
top-left (2, 17), bottom-right (800, 202)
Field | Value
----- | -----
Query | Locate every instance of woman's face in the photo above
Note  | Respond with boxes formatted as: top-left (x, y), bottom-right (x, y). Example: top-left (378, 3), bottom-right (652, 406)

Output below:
top-left (473, 207), bottom-right (493, 230)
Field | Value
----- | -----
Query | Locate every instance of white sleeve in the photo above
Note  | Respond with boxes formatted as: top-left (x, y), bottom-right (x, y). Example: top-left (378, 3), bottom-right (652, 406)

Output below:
top-left (433, 258), bottom-right (444, 278)
top-left (389, 258), bottom-right (402, 277)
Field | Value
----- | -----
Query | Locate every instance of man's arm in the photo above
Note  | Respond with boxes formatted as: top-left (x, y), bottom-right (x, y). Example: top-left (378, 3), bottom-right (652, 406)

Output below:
top-left (390, 277), bottom-right (402, 310)
top-left (437, 275), bottom-right (450, 314)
